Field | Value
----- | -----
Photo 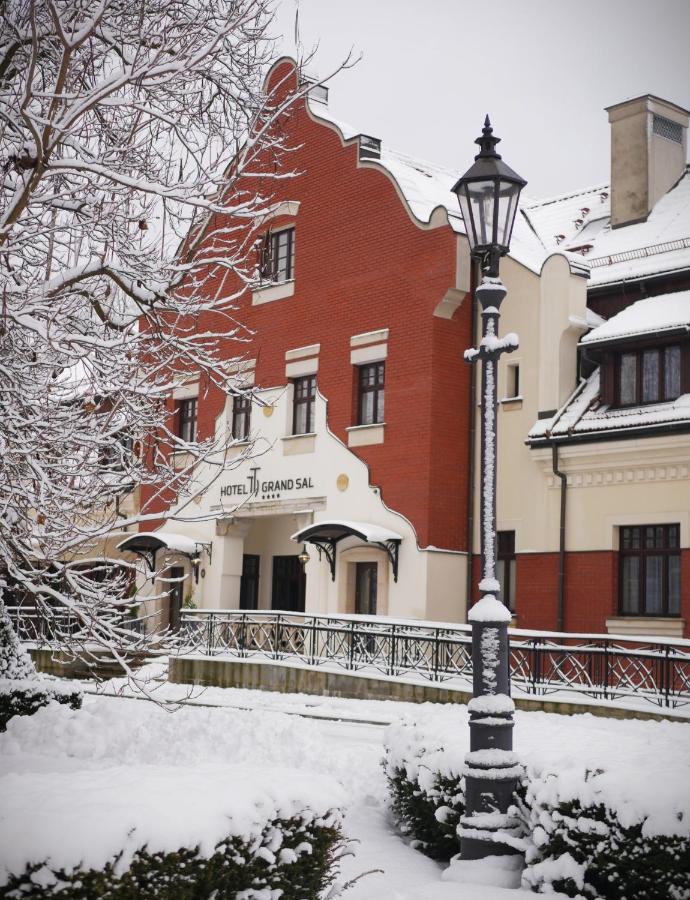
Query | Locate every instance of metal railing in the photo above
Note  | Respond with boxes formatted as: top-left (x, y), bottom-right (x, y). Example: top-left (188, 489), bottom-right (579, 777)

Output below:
top-left (6, 605), bottom-right (155, 646)
top-left (177, 609), bottom-right (690, 710)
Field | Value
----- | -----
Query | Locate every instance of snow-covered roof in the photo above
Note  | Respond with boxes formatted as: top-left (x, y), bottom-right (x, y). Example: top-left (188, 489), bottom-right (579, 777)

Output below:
top-left (581, 291), bottom-right (690, 345)
top-left (523, 167), bottom-right (690, 287)
top-left (522, 183), bottom-right (611, 253)
top-left (529, 369), bottom-right (690, 442)
top-left (306, 98), bottom-right (548, 275)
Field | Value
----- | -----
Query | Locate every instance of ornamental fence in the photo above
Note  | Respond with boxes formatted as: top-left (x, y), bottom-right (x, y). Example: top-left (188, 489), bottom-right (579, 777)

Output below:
top-left (7, 605), bottom-right (690, 711)
top-left (177, 609), bottom-right (690, 711)
top-left (6, 605), bottom-right (151, 644)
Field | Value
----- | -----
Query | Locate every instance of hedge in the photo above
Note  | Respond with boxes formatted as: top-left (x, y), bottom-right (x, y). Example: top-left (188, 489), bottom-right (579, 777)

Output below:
top-left (1, 814), bottom-right (343, 899)
top-left (386, 766), bottom-right (464, 860)
top-left (0, 679), bottom-right (82, 732)
top-left (519, 791), bottom-right (690, 899)
top-left (384, 721), bottom-right (690, 899)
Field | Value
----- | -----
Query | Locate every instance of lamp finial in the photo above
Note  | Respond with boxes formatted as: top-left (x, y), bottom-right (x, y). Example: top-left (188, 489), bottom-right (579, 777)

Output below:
top-left (475, 116), bottom-right (501, 160)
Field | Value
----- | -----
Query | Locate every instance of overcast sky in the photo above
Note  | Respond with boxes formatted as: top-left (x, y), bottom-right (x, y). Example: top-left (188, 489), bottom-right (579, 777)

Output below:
top-left (271, 0), bottom-right (690, 200)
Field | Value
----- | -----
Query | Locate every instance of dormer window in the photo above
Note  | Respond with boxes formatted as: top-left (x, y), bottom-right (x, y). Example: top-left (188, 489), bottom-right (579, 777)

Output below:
top-left (616, 344), bottom-right (681, 407)
top-left (260, 226), bottom-right (294, 284)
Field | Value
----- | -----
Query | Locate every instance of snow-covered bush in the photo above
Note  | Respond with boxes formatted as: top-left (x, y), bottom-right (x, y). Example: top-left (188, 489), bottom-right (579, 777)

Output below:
top-left (0, 762), bottom-right (345, 899)
top-left (519, 770), bottom-right (690, 899)
top-left (0, 680), bottom-right (82, 732)
top-left (0, 595), bottom-right (36, 681)
top-left (0, 598), bottom-right (82, 730)
top-left (384, 714), bottom-right (690, 899)
top-left (2, 815), bottom-right (342, 900)
top-left (383, 719), bottom-right (466, 859)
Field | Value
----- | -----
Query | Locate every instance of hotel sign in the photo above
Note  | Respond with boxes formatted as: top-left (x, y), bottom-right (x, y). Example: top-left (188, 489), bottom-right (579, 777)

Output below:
top-left (220, 466), bottom-right (315, 501)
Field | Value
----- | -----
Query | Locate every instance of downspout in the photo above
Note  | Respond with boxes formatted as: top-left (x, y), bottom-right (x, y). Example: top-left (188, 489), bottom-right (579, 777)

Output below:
top-left (465, 258), bottom-right (479, 619)
top-left (551, 443), bottom-right (567, 631)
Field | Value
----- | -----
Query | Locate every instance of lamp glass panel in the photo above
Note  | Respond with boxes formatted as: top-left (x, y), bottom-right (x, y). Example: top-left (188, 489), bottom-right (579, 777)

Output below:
top-left (457, 188), bottom-right (475, 250)
top-left (466, 179), bottom-right (496, 248)
top-left (497, 180), bottom-right (520, 248)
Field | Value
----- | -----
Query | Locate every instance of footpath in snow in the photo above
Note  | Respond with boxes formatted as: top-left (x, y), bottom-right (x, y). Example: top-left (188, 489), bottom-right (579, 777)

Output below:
top-left (1, 676), bottom-right (689, 899)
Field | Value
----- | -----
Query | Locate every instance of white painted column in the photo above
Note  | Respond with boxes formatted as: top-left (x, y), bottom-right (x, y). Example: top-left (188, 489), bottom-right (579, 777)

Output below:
top-left (211, 518), bottom-right (252, 609)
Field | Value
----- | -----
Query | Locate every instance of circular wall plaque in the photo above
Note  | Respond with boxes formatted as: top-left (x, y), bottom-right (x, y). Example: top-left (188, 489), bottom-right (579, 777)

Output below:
top-left (262, 405), bottom-right (274, 417)
top-left (336, 474), bottom-right (349, 492)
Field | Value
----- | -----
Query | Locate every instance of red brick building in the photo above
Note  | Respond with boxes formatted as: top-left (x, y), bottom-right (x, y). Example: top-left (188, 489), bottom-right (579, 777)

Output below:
top-left (129, 68), bottom-right (690, 638)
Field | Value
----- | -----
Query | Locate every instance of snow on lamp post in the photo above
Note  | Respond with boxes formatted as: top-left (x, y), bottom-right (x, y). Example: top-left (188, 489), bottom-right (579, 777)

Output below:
top-left (452, 118), bottom-right (526, 863)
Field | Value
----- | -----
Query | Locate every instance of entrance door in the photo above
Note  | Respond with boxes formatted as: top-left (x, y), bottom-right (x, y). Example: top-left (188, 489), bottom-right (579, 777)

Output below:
top-left (168, 566), bottom-right (185, 631)
top-left (239, 554), bottom-right (260, 610)
top-left (355, 562), bottom-right (378, 616)
top-left (271, 556), bottom-right (306, 612)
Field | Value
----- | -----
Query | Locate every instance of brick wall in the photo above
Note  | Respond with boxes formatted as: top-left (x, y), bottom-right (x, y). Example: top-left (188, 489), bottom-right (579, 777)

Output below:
top-left (141, 60), bottom-right (468, 551)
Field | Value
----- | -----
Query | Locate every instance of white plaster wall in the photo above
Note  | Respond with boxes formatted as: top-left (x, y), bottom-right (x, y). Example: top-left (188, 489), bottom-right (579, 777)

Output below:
top-left (149, 382), bottom-right (451, 619)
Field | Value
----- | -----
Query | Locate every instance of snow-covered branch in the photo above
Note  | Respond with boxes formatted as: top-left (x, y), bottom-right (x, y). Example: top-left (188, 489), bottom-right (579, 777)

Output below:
top-left (0, 0), bottom-right (343, 678)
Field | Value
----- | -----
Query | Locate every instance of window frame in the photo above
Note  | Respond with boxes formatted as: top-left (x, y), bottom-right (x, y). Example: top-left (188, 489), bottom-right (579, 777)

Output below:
top-left (619, 524), bottom-right (681, 617)
top-left (260, 226), bottom-right (295, 285)
top-left (358, 362), bottom-right (385, 426)
top-left (506, 362), bottom-right (520, 399)
top-left (177, 397), bottom-right (197, 443)
top-left (496, 531), bottom-right (516, 613)
top-left (615, 344), bottom-right (682, 407)
top-left (231, 392), bottom-right (251, 442)
top-left (292, 375), bottom-right (316, 435)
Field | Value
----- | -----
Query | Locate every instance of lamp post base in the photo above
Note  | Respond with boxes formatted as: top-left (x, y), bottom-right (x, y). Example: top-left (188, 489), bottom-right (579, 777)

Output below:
top-left (443, 852), bottom-right (524, 889)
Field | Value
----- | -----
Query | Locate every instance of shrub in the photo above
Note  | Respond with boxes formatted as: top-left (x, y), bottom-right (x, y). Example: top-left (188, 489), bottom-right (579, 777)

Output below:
top-left (384, 718), bottom-right (690, 899)
top-left (520, 785), bottom-right (690, 899)
top-left (386, 764), bottom-right (464, 860)
top-left (1, 815), bottom-right (343, 899)
top-left (0, 595), bottom-right (37, 681)
top-left (383, 720), bottom-right (465, 859)
top-left (0, 679), bottom-right (83, 732)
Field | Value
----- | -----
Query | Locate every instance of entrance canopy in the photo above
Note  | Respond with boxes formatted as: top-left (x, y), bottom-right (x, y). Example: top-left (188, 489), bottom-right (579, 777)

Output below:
top-left (117, 531), bottom-right (199, 572)
top-left (291, 520), bottom-right (402, 582)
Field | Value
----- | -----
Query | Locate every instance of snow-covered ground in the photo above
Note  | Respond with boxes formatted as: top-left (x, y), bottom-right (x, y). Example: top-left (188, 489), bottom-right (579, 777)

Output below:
top-left (1, 677), bottom-right (689, 898)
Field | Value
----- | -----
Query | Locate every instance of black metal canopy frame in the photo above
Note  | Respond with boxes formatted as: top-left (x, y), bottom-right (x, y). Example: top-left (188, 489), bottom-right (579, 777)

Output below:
top-left (117, 533), bottom-right (212, 581)
top-left (294, 523), bottom-right (401, 582)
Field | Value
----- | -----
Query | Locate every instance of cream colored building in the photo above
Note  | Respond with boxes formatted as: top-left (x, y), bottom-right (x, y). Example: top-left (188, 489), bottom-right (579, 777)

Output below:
top-left (118, 90), bottom-right (690, 639)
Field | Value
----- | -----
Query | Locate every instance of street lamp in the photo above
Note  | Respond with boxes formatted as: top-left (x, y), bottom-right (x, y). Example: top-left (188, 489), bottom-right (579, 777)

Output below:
top-left (452, 118), bottom-right (526, 863)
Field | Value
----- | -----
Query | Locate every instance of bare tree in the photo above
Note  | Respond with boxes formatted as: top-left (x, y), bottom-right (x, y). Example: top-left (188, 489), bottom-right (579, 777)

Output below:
top-left (0, 0), bottom-right (334, 676)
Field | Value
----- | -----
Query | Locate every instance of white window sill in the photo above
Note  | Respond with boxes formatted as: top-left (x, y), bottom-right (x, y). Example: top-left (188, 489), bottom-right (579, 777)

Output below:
top-left (171, 450), bottom-right (194, 470)
top-left (252, 280), bottom-right (295, 305)
top-left (347, 422), bottom-right (385, 447)
top-left (282, 433), bottom-right (316, 455)
top-left (605, 616), bottom-right (685, 638)
top-left (500, 395), bottom-right (523, 409)
top-left (226, 439), bottom-right (252, 459)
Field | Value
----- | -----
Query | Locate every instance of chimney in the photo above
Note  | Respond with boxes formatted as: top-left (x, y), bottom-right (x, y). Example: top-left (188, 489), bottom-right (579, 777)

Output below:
top-left (606, 94), bottom-right (689, 228)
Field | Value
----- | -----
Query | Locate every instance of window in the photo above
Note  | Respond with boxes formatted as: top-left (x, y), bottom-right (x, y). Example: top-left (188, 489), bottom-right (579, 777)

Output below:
top-left (358, 362), bottom-right (385, 425)
top-left (496, 531), bottom-right (516, 613)
top-left (620, 524), bottom-right (680, 616)
top-left (617, 345), bottom-right (681, 406)
top-left (177, 397), bottom-right (197, 442)
top-left (99, 431), bottom-right (134, 472)
top-left (506, 363), bottom-right (520, 399)
top-left (231, 392), bottom-right (251, 441)
top-left (260, 227), bottom-right (295, 284)
top-left (293, 375), bottom-right (316, 434)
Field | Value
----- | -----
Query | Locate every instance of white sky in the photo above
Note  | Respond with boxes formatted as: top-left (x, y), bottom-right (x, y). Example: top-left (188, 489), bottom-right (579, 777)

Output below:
top-left (271, 0), bottom-right (690, 200)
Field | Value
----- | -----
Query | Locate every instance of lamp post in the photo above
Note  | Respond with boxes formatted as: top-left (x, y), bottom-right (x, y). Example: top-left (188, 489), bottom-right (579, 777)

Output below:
top-left (452, 118), bottom-right (526, 862)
